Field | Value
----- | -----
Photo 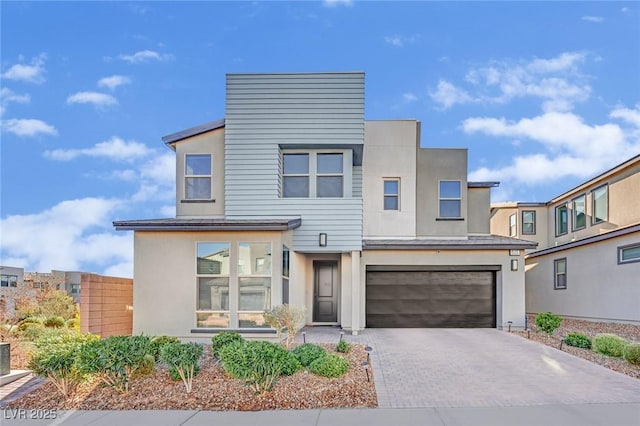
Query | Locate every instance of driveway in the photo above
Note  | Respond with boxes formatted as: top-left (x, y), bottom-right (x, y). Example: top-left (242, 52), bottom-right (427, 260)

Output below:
top-left (299, 328), bottom-right (640, 408)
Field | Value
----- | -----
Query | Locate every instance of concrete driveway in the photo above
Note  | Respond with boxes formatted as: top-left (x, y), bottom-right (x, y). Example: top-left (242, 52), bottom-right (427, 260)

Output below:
top-left (300, 328), bottom-right (640, 408)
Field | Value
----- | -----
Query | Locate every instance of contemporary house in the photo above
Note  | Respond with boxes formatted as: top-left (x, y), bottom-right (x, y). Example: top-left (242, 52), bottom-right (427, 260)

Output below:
top-left (0, 266), bottom-right (24, 317)
top-left (114, 72), bottom-right (536, 338)
top-left (491, 154), bottom-right (640, 324)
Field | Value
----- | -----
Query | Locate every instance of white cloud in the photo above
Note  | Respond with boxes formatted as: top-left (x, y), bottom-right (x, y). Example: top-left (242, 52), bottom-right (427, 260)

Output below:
top-left (118, 50), bottom-right (174, 63)
top-left (526, 52), bottom-right (586, 74)
top-left (402, 92), bottom-right (418, 102)
top-left (131, 152), bottom-right (176, 202)
top-left (0, 87), bottom-right (31, 105)
top-left (1, 53), bottom-right (47, 83)
top-left (429, 80), bottom-right (474, 109)
top-left (44, 136), bottom-right (152, 162)
top-left (581, 16), bottom-right (604, 23)
top-left (610, 105), bottom-right (640, 128)
top-left (1, 118), bottom-right (57, 137)
top-left (0, 197), bottom-right (132, 275)
top-left (97, 75), bottom-right (131, 90)
top-left (66, 91), bottom-right (118, 107)
top-left (323, 0), bottom-right (353, 7)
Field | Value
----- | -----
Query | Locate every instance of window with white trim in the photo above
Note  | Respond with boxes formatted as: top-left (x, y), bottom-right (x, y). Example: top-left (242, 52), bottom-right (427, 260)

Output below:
top-left (282, 151), bottom-right (347, 198)
top-left (283, 153), bottom-right (309, 198)
top-left (282, 245), bottom-right (290, 304)
top-left (383, 179), bottom-right (399, 210)
top-left (185, 154), bottom-right (212, 200)
top-left (509, 213), bottom-right (517, 236)
top-left (196, 242), bottom-right (230, 328)
top-left (439, 180), bottom-right (461, 218)
top-left (618, 243), bottom-right (640, 264)
top-left (522, 210), bottom-right (536, 235)
top-left (554, 258), bottom-right (567, 290)
top-left (316, 153), bottom-right (343, 197)
top-left (592, 184), bottom-right (608, 224)
top-left (572, 194), bottom-right (586, 231)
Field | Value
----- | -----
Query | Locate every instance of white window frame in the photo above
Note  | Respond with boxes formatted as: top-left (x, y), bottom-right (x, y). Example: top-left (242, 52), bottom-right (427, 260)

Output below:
top-left (282, 153), bottom-right (310, 198)
top-left (195, 242), bottom-right (230, 328)
top-left (282, 150), bottom-right (350, 198)
top-left (509, 213), bottom-right (517, 237)
top-left (522, 210), bottom-right (536, 235)
top-left (618, 243), bottom-right (640, 265)
top-left (591, 184), bottom-right (608, 225)
top-left (554, 258), bottom-right (567, 290)
top-left (316, 153), bottom-right (344, 198)
top-left (383, 178), bottom-right (400, 211)
top-left (438, 180), bottom-right (462, 218)
top-left (237, 242), bottom-right (272, 328)
top-left (184, 154), bottom-right (212, 200)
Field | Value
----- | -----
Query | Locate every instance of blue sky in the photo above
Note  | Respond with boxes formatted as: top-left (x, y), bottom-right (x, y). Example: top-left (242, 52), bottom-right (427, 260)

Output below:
top-left (1, 1), bottom-right (639, 277)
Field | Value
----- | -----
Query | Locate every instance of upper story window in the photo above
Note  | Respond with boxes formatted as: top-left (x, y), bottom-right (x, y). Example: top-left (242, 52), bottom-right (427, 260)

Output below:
top-left (509, 214), bottom-right (517, 236)
top-left (283, 154), bottom-right (309, 197)
top-left (439, 180), bottom-right (461, 218)
top-left (185, 154), bottom-right (212, 200)
top-left (554, 258), bottom-right (567, 290)
top-left (592, 184), bottom-right (608, 224)
top-left (317, 153), bottom-right (343, 197)
top-left (555, 204), bottom-right (568, 236)
top-left (572, 194), bottom-right (586, 231)
top-left (618, 243), bottom-right (640, 264)
top-left (522, 210), bottom-right (536, 235)
top-left (1, 274), bottom-right (18, 288)
top-left (383, 179), bottom-right (400, 210)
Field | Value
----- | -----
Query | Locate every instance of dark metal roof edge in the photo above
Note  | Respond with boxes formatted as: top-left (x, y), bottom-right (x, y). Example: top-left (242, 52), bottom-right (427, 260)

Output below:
top-left (113, 218), bottom-right (302, 232)
top-left (162, 118), bottom-right (225, 146)
top-left (468, 181), bottom-right (500, 188)
top-left (363, 241), bottom-right (538, 251)
top-left (526, 223), bottom-right (640, 259)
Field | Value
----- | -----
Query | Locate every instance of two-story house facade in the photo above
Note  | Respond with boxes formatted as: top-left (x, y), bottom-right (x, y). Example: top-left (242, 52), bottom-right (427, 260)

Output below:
top-left (115, 72), bottom-right (536, 338)
top-left (490, 154), bottom-right (640, 323)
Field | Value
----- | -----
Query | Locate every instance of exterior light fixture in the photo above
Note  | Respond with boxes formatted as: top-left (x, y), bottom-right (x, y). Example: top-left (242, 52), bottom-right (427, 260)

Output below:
top-left (510, 259), bottom-right (518, 271)
top-left (319, 233), bottom-right (327, 247)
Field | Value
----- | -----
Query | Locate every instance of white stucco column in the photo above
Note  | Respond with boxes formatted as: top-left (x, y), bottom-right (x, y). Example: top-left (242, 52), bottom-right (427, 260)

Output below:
top-left (351, 250), bottom-right (361, 334)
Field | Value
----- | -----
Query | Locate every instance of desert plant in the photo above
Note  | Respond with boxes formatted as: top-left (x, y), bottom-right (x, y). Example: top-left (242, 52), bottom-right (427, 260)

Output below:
top-left (623, 342), bottom-right (640, 366)
top-left (219, 340), bottom-right (300, 394)
top-left (43, 316), bottom-right (66, 328)
top-left (292, 343), bottom-right (326, 367)
top-left (336, 339), bottom-right (351, 353)
top-left (159, 342), bottom-right (204, 393)
top-left (563, 332), bottom-right (591, 349)
top-left (263, 304), bottom-right (306, 349)
top-left (65, 318), bottom-right (80, 330)
top-left (211, 331), bottom-right (244, 359)
top-left (534, 312), bottom-right (562, 335)
top-left (309, 354), bottom-right (349, 378)
top-left (76, 335), bottom-right (154, 392)
top-left (149, 335), bottom-right (180, 360)
top-left (593, 334), bottom-right (627, 357)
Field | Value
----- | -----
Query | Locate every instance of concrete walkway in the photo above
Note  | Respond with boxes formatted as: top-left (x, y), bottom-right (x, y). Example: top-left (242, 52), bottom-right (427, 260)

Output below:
top-left (2, 405), bottom-right (639, 426)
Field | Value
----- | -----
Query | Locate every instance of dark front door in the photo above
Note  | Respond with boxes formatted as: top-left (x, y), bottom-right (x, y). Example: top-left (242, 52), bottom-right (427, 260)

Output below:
top-left (313, 261), bottom-right (338, 322)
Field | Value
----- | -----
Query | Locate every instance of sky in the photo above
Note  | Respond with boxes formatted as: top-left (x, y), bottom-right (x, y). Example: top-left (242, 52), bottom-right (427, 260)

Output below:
top-left (1, 1), bottom-right (639, 278)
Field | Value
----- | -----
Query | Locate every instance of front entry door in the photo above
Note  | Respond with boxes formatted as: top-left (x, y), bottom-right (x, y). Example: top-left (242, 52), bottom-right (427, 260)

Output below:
top-left (313, 261), bottom-right (338, 322)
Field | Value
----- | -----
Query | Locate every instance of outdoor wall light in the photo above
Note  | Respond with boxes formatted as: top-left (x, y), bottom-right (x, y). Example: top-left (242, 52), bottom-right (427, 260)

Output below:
top-left (511, 259), bottom-right (518, 271)
top-left (319, 233), bottom-right (328, 247)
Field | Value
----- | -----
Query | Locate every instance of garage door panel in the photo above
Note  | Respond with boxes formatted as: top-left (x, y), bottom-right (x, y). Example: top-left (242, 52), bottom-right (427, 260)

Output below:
top-left (366, 270), bottom-right (496, 328)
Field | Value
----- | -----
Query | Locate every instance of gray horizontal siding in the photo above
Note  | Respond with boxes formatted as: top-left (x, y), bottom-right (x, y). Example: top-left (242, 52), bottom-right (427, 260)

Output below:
top-left (353, 166), bottom-right (362, 198)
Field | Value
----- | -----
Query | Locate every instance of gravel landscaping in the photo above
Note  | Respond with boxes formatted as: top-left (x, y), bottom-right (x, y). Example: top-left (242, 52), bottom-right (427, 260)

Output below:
top-left (513, 314), bottom-right (640, 379)
top-left (3, 343), bottom-right (377, 411)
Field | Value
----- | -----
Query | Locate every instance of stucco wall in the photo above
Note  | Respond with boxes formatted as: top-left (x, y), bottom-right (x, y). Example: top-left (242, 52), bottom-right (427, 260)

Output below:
top-left (525, 231), bottom-right (640, 323)
top-left (490, 205), bottom-right (547, 252)
top-left (80, 273), bottom-right (133, 337)
top-left (360, 249), bottom-right (526, 329)
top-left (467, 187), bottom-right (491, 234)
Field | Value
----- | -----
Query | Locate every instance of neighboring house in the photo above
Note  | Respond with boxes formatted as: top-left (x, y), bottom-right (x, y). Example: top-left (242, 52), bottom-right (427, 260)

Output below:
top-left (0, 266), bottom-right (25, 316)
top-left (114, 72), bottom-right (536, 338)
top-left (491, 154), bottom-right (640, 324)
top-left (24, 270), bottom-right (82, 303)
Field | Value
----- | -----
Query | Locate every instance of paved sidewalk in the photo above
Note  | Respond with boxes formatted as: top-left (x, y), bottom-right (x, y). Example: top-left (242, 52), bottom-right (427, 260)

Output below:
top-left (1, 404), bottom-right (639, 426)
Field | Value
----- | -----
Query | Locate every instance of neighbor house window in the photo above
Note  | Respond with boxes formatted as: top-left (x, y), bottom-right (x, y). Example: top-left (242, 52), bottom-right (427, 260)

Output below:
top-left (383, 179), bottom-right (400, 210)
top-left (439, 180), bottom-right (461, 218)
top-left (70, 284), bottom-right (80, 294)
top-left (238, 242), bottom-right (272, 328)
top-left (522, 210), bottom-right (536, 235)
top-left (572, 194), bottom-right (586, 231)
top-left (509, 214), bottom-right (517, 237)
top-left (185, 154), bottom-right (212, 200)
top-left (196, 242), bottom-right (230, 328)
top-left (618, 243), bottom-right (640, 264)
top-left (555, 204), bottom-right (568, 236)
top-left (554, 258), bottom-right (567, 290)
top-left (282, 245), bottom-right (290, 304)
top-left (592, 184), bottom-right (608, 224)
top-left (1, 275), bottom-right (18, 288)
top-left (283, 153), bottom-right (310, 197)
top-left (317, 153), bottom-right (343, 197)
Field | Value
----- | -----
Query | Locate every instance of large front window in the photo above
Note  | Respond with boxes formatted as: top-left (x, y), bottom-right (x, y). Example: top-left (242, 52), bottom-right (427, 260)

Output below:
top-left (439, 180), bottom-right (461, 218)
top-left (592, 185), bottom-right (608, 224)
top-left (196, 242), bottom-right (230, 327)
top-left (238, 242), bottom-right (271, 328)
top-left (555, 204), bottom-right (568, 236)
top-left (185, 154), bottom-right (212, 200)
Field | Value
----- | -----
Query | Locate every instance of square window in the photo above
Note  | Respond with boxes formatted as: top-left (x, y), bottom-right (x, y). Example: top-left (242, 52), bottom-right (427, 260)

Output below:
top-left (317, 176), bottom-right (343, 197)
top-left (439, 181), bottom-right (461, 218)
top-left (317, 153), bottom-right (343, 174)
top-left (283, 154), bottom-right (309, 174)
top-left (283, 176), bottom-right (309, 197)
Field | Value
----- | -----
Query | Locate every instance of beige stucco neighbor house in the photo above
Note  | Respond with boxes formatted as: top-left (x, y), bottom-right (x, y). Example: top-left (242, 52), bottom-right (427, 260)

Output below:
top-left (491, 154), bottom-right (640, 324)
top-left (114, 72), bottom-right (536, 339)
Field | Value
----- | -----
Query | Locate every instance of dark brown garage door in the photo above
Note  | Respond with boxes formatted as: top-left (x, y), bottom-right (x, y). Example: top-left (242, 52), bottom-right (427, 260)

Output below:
top-left (366, 270), bottom-right (496, 328)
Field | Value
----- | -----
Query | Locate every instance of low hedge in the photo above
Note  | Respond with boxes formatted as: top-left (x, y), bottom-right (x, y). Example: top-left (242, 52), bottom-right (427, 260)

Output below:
top-left (623, 343), bottom-right (640, 366)
top-left (592, 334), bottom-right (627, 357)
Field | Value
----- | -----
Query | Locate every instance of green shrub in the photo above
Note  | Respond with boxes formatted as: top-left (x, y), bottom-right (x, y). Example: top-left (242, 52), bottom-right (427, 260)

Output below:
top-left (219, 340), bottom-right (300, 394)
top-left (159, 342), bottom-right (204, 393)
top-left (623, 342), bottom-right (640, 366)
top-left (43, 316), bottom-right (66, 328)
top-left (309, 354), bottom-right (349, 378)
top-left (563, 332), bottom-right (591, 349)
top-left (336, 339), bottom-right (350, 353)
top-left (593, 334), bottom-right (627, 357)
top-left (211, 331), bottom-right (244, 359)
top-left (28, 332), bottom-right (98, 397)
top-left (535, 312), bottom-right (562, 335)
top-left (169, 364), bottom-right (201, 381)
top-left (76, 335), bottom-right (154, 392)
top-left (292, 343), bottom-right (326, 367)
top-left (263, 305), bottom-right (306, 349)
top-left (65, 318), bottom-right (80, 330)
top-left (149, 335), bottom-right (180, 360)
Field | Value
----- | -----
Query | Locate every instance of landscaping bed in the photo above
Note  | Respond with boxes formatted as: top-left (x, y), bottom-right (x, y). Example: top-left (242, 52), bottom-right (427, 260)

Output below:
top-left (3, 343), bottom-right (377, 410)
top-left (513, 314), bottom-right (640, 380)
